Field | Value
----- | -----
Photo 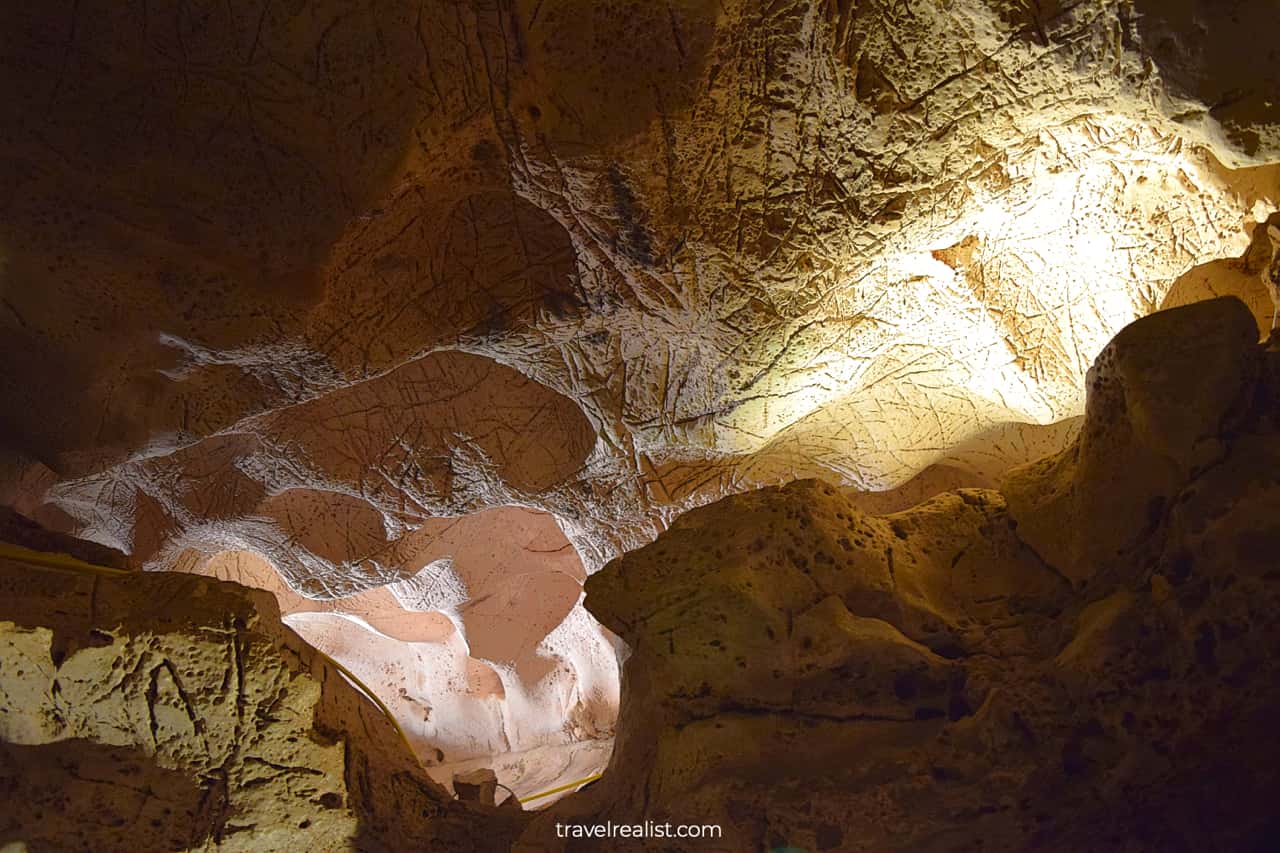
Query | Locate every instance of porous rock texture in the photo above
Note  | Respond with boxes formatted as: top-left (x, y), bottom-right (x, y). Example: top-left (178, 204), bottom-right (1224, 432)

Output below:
top-left (174, 508), bottom-right (622, 803)
top-left (3, 0), bottom-right (1280, 784)
top-left (518, 297), bottom-right (1280, 852)
top-left (0, 560), bottom-right (527, 851)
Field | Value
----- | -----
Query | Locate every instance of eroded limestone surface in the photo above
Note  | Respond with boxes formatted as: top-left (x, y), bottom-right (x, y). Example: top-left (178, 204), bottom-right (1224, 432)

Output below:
top-left (519, 298), bottom-right (1280, 851)
top-left (3, 0), bottom-right (1280, 804)
top-left (0, 564), bottom-right (526, 851)
top-left (3, 1), bottom-right (1280, 579)
top-left (170, 507), bottom-right (622, 803)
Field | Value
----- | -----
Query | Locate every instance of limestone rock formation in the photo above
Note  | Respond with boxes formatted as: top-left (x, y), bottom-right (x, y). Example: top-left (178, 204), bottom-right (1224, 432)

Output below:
top-left (0, 561), bottom-right (527, 851)
top-left (3, 0), bottom-right (1280, 820)
top-left (174, 508), bottom-right (621, 800)
top-left (4, 0), bottom-right (1280, 579)
top-left (518, 297), bottom-right (1280, 851)
top-left (1161, 210), bottom-right (1280, 336)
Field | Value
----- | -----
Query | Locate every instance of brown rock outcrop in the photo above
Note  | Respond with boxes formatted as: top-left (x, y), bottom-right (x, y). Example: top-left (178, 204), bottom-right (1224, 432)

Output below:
top-left (3, 0), bottom-right (1279, 591)
top-left (3, 0), bottom-right (1280, 824)
top-left (518, 297), bottom-right (1280, 851)
top-left (0, 561), bottom-right (526, 851)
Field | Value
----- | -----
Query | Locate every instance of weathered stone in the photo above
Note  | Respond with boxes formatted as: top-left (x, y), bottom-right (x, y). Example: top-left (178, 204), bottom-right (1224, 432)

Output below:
top-left (516, 297), bottom-right (1280, 852)
top-left (0, 563), bottom-right (524, 852)
top-left (2, 0), bottom-right (1280, 835)
top-left (3, 0), bottom-right (1279, 592)
top-left (454, 768), bottom-right (500, 807)
top-left (1003, 296), bottom-right (1260, 585)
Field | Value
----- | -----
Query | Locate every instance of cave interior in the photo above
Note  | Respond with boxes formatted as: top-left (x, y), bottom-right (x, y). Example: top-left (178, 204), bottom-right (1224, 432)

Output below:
top-left (1, 1), bottom-right (1280, 851)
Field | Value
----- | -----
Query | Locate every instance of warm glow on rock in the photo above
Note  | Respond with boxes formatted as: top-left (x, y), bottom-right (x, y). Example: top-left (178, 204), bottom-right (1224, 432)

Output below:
top-left (181, 514), bottom-right (620, 805)
top-left (715, 115), bottom-right (1273, 491)
top-left (2, 1), bottom-right (1280, 844)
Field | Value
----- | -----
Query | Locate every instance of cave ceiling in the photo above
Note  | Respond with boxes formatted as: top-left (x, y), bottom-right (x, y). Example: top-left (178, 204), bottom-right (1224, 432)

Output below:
top-left (1, 0), bottom-right (1279, 724)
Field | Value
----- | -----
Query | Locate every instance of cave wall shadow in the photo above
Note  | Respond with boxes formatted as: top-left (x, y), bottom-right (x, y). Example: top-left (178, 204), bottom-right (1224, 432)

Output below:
top-left (0, 739), bottom-right (217, 852)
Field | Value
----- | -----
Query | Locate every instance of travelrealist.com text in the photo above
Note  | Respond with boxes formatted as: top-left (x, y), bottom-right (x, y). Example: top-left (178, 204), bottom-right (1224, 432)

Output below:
top-left (554, 820), bottom-right (723, 840)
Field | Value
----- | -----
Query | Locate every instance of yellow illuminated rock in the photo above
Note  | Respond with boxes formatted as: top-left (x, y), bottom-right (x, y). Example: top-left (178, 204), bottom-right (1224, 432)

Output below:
top-left (1, 1), bottom-right (1279, 846)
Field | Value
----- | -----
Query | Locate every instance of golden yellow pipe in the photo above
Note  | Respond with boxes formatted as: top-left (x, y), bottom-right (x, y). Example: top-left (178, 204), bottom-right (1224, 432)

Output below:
top-left (517, 772), bottom-right (604, 804)
top-left (0, 540), bottom-right (130, 576)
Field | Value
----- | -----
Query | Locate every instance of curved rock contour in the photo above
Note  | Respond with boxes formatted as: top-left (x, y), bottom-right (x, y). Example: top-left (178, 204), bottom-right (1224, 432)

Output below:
top-left (3, 0), bottom-right (1280, 815)
top-left (522, 298), bottom-right (1280, 851)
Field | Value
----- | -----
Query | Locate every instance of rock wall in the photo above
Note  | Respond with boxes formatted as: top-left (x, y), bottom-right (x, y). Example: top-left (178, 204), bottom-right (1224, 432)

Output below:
top-left (518, 297), bottom-right (1280, 851)
top-left (3, 0), bottom-right (1279, 582)
top-left (0, 562), bottom-right (525, 851)
top-left (3, 0), bottom-right (1280, 815)
top-left (171, 509), bottom-right (622, 801)
top-left (3, 301), bottom-right (1278, 849)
